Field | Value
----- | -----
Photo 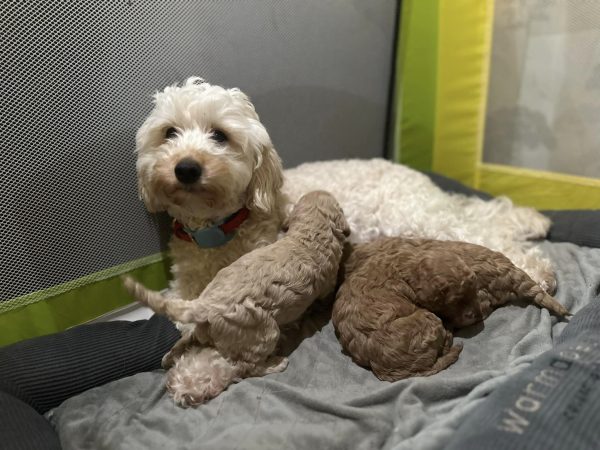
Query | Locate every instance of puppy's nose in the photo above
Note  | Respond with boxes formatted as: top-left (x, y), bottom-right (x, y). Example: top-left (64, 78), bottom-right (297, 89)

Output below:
top-left (174, 158), bottom-right (202, 184)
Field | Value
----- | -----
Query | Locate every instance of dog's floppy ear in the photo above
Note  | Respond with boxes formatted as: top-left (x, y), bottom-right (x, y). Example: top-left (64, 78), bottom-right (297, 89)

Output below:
top-left (227, 87), bottom-right (261, 120)
top-left (135, 117), bottom-right (165, 213)
top-left (245, 125), bottom-right (284, 214)
top-left (227, 87), bottom-right (283, 213)
top-left (137, 177), bottom-right (162, 213)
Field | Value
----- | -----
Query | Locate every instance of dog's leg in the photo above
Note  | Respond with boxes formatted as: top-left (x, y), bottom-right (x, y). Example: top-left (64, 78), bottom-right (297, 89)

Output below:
top-left (500, 245), bottom-right (557, 294)
top-left (502, 203), bottom-right (551, 241)
top-left (166, 346), bottom-right (243, 407)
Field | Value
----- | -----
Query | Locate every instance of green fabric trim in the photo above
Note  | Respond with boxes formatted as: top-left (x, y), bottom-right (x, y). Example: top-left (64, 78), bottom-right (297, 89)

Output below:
top-left (0, 253), bottom-right (166, 314)
top-left (0, 254), bottom-right (170, 347)
top-left (480, 163), bottom-right (600, 210)
top-left (432, 0), bottom-right (495, 187)
top-left (394, 0), bottom-right (438, 171)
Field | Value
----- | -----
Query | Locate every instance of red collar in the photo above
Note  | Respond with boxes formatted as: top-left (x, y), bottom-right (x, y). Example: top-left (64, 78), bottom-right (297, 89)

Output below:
top-left (173, 208), bottom-right (250, 244)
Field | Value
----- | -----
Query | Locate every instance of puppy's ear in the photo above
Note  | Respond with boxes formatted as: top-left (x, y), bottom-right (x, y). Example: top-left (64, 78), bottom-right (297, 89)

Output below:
top-left (343, 222), bottom-right (351, 237)
top-left (337, 213), bottom-right (351, 237)
top-left (245, 125), bottom-right (284, 214)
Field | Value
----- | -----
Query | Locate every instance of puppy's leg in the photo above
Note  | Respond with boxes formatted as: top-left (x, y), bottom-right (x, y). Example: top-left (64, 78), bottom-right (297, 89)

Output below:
top-left (162, 327), bottom-right (195, 369)
top-left (370, 309), bottom-right (462, 382)
top-left (122, 275), bottom-right (213, 323)
top-left (122, 275), bottom-right (166, 309)
top-left (251, 356), bottom-right (289, 376)
top-left (409, 248), bottom-right (478, 318)
top-left (213, 302), bottom-right (286, 378)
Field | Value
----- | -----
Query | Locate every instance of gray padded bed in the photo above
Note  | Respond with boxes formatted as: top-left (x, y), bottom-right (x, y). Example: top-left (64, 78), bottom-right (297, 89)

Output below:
top-left (48, 241), bottom-right (600, 450)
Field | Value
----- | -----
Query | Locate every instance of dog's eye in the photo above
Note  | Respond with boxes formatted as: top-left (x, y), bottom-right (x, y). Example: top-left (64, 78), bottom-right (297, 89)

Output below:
top-left (210, 129), bottom-right (228, 144)
top-left (165, 127), bottom-right (178, 139)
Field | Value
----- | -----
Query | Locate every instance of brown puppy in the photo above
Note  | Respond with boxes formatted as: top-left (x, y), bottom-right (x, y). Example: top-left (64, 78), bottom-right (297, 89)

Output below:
top-left (333, 237), bottom-right (569, 382)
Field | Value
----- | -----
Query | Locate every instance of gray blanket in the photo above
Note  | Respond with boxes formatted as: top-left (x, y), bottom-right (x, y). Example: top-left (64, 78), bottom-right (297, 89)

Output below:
top-left (49, 242), bottom-right (600, 450)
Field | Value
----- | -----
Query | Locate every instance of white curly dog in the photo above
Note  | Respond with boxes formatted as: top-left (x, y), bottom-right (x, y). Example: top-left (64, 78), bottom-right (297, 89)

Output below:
top-left (134, 77), bottom-right (555, 395)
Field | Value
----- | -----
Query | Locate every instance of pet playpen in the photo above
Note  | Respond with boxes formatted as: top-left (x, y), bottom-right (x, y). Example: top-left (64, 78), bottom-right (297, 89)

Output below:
top-left (395, 0), bottom-right (600, 209)
top-left (1, 0), bottom-right (599, 448)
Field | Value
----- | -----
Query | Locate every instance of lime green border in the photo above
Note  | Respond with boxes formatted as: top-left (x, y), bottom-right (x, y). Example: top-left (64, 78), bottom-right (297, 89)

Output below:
top-left (479, 164), bottom-right (600, 210)
top-left (393, 0), bottom-right (598, 209)
top-left (0, 254), bottom-right (170, 347)
top-left (432, 0), bottom-right (495, 187)
top-left (394, 0), bottom-right (439, 170)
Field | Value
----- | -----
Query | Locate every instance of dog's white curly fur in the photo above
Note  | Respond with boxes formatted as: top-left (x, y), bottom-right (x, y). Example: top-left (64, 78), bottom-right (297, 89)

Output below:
top-left (135, 77), bottom-right (556, 403)
top-left (124, 191), bottom-right (348, 406)
top-left (283, 159), bottom-right (555, 293)
top-left (136, 77), bottom-right (286, 301)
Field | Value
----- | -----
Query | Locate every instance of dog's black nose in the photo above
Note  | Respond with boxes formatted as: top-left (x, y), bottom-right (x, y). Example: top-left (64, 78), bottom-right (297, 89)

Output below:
top-left (174, 158), bottom-right (202, 184)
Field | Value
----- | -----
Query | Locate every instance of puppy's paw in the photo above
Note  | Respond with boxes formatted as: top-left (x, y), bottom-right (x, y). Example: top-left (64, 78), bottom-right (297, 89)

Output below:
top-left (169, 383), bottom-right (224, 408)
top-left (541, 271), bottom-right (558, 296)
top-left (161, 351), bottom-right (176, 369)
top-left (530, 266), bottom-right (557, 295)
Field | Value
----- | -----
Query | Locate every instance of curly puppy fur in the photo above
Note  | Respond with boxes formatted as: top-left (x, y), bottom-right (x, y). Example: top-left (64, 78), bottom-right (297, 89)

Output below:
top-left (333, 237), bottom-right (569, 382)
top-left (124, 191), bottom-right (349, 406)
top-left (135, 78), bottom-right (555, 310)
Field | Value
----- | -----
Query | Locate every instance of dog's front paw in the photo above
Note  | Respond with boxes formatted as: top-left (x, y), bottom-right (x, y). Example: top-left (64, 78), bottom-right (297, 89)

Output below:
top-left (166, 367), bottom-right (226, 407)
top-left (169, 383), bottom-right (223, 408)
top-left (263, 356), bottom-right (289, 375)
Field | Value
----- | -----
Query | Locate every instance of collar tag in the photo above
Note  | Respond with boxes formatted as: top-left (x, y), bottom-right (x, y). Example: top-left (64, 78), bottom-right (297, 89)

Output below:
top-left (172, 208), bottom-right (249, 249)
top-left (185, 225), bottom-right (236, 248)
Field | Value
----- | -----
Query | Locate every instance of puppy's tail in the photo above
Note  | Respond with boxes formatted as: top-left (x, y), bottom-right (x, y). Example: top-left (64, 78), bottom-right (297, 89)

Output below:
top-left (121, 276), bottom-right (209, 324)
top-left (510, 269), bottom-right (571, 317)
top-left (531, 290), bottom-right (571, 318)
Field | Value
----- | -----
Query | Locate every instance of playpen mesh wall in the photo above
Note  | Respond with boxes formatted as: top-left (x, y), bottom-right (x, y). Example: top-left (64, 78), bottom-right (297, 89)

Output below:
top-left (0, 0), bottom-right (398, 345)
top-left (394, 0), bottom-right (600, 210)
